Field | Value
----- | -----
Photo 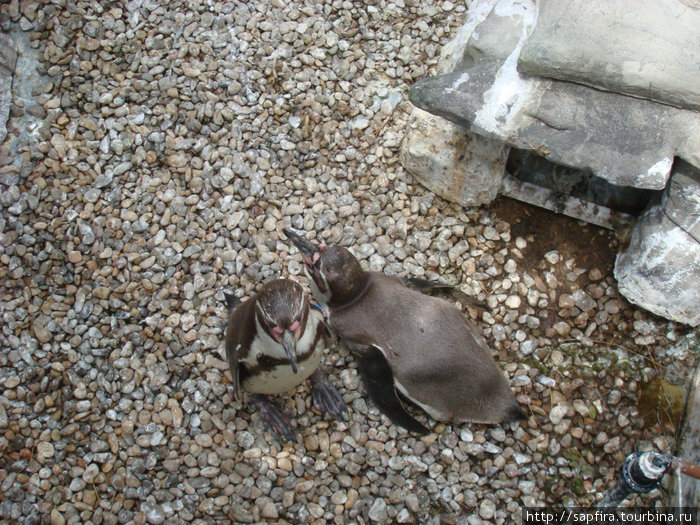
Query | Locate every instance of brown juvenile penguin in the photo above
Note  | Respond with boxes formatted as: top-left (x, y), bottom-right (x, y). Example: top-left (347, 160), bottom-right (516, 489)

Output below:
top-left (224, 278), bottom-right (347, 440)
top-left (283, 228), bottom-right (523, 434)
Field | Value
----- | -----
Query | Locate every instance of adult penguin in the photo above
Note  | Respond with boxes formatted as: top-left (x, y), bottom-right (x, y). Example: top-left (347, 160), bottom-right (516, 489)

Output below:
top-left (283, 228), bottom-right (523, 434)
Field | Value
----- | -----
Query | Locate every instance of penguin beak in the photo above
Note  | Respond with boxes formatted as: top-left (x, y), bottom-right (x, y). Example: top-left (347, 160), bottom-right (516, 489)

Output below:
top-left (281, 329), bottom-right (298, 374)
top-left (282, 228), bottom-right (319, 263)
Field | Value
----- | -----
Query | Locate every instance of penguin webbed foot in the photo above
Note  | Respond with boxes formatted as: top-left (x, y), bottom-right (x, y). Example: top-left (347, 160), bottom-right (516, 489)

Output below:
top-left (357, 346), bottom-right (430, 435)
top-left (308, 369), bottom-right (348, 422)
top-left (249, 394), bottom-right (296, 442)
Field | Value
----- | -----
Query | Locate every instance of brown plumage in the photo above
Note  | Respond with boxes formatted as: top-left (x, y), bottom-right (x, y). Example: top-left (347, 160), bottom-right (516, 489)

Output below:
top-left (283, 228), bottom-right (523, 432)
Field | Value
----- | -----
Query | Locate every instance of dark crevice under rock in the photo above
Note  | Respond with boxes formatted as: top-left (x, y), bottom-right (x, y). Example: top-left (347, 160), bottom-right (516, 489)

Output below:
top-left (506, 149), bottom-right (659, 217)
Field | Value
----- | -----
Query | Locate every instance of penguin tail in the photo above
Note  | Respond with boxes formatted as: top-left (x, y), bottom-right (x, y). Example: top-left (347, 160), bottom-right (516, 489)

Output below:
top-left (504, 403), bottom-right (527, 422)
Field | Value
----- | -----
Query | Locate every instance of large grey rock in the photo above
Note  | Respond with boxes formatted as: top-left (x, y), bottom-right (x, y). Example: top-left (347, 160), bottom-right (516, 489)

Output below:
top-left (400, 0), bottom-right (509, 207)
top-left (0, 34), bottom-right (18, 145)
top-left (400, 108), bottom-right (508, 207)
top-left (663, 159), bottom-right (700, 241)
top-left (614, 162), bottom-right (700, 326)
top-left (518, 0), bottom-right (700, 112)
top-left (408, 0), bottom-right (700, 190)
top-left (403, 0), bottom-right (700, 325)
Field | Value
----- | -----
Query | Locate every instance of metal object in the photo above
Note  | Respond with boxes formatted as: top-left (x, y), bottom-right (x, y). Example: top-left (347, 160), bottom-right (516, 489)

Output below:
top-left (674, 457), bottom-right (700, 481)
top-left (596, 452), bottom-right (672, 508)
top-left (597, 451), bottom-right (700, 509)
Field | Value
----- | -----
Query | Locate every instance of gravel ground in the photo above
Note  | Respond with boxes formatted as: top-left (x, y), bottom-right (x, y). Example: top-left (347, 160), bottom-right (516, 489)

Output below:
top-left (0, 1), bottom-right (698, 524)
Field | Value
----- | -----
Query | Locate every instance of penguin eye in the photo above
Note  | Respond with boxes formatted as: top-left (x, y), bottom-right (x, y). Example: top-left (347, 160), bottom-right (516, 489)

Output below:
top-left (271, 325), bottom-right (283, 340)
top-left (289, 320), bottom-right (301, 339)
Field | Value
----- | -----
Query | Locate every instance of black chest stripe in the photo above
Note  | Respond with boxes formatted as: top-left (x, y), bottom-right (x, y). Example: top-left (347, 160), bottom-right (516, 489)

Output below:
top-left (242, 327), bottom-right (326, 376)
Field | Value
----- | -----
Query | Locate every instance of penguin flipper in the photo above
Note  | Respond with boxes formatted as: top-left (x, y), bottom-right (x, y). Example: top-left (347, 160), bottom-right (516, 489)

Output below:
top-left (400, 278), bottom-right (487, 311)
top-left (223, 291), bottom-right (241, 310)
top-left (357, 346), bottom-right (430, 435)
top-left (225, 339), bottom-right (242, 400)
top-left (400, 277), bottom-right (453, 293)
top-left (316, 313), bottom-right (338, 346)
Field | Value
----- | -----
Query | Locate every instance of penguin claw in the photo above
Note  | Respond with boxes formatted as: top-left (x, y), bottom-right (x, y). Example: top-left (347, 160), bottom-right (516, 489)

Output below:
top-left (309, 370), bottom-right (348, 421)
top-left (249, 395), bottom-right (295, 442)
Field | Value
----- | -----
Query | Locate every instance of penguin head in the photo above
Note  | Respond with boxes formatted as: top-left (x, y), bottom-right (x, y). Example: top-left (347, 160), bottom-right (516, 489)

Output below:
top-left (255, 279), bottom-right (309, 373)
top-left (283, 228), bottom-right (368, 308)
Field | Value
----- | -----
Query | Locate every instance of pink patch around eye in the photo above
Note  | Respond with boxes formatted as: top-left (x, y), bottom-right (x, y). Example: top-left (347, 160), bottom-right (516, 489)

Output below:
top-left (271, 326), bottom-right (284, 338)
top-left (319, 242), bottom-right (327, 249)
top-left (312, 253), bottom-right (320, 264)
top-left (289, 320), bottom-right (302, 339)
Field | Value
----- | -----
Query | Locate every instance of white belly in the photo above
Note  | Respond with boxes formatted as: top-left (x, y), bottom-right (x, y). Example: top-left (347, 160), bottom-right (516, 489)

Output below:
top-left (242, 344), bottom-right (323, 394)
top-left (241, 310), bottom-right (327, 394)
